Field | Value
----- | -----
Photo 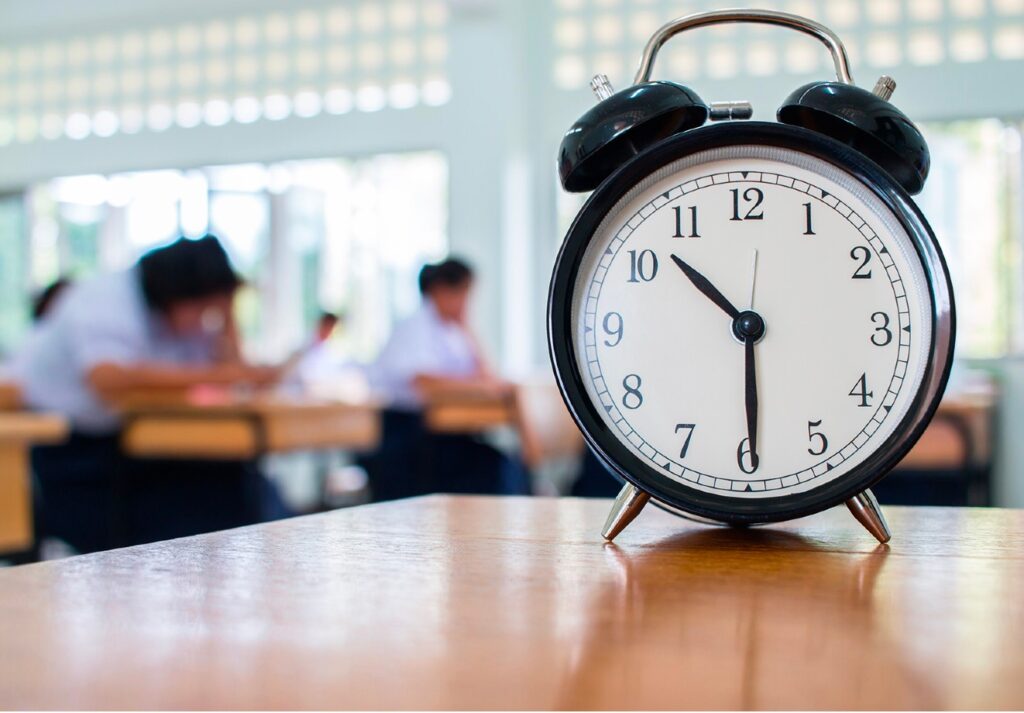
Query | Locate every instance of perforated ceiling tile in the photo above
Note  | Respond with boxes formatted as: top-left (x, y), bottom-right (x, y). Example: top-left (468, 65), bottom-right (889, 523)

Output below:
top-left (0, 0), bottom-right (451, 145)
top-left (551, 0), bottom-right (1024, 90)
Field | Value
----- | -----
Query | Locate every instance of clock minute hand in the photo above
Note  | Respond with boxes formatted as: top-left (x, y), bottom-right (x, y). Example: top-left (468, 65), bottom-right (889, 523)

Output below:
top-left (670, 254), bottom-right (740, 320)
top-left (744, 335), bottom-right (760, 470)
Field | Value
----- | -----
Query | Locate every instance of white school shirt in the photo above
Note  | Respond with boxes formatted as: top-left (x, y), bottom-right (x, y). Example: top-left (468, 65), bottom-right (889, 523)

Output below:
top-left (369, 302), bottom-right (480, 410)
top-left (11, 267), bottom-right (216, 434)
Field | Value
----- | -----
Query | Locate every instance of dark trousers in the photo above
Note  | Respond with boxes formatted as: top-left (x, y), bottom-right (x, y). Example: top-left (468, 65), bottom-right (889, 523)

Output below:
top-left (358, 409), bottom-right (532, 502)
top-left (31, 431), bottom-right (286, 554)
top-left (569, 448), bottom-right (623, 498)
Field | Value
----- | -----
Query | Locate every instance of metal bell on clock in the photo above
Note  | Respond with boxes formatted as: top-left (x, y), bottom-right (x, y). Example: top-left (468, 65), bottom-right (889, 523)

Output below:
top-left (778, 77), bottom-right (931, 195)
top-left (558, 78), bottom-right (710, 193)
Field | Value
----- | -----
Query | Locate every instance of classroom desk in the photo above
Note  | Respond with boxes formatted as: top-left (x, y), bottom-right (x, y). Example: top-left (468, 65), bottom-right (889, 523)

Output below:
top-left (0, 380), bottom-right (23, 411)
top-left (118, 391), bottom-right (380, 459)
top-left (423, 392), bottom-right (514, 433)
top-left (898, 391), bottom-right (995, 470)
top-left (0, 413), bottom-right (67, 553)
top-left (1, 495), bottom-right (1021, 710)
top-left (425, 379), bottom-right (584, 463)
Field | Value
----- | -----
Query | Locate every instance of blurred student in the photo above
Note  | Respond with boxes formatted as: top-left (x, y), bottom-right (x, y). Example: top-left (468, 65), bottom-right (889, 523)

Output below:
top-left (313, 311), bottom-right (340, 344)
top-left (13, 235), bottom-right (284, 554)
top-left (0, 278), bottom-right (71, 379)
top-left (280, 311), bottom-right (372, 403)
top-left (291, 311), bottom-right (343, 383)
top-left (364, 257), bottom-right (539, 500)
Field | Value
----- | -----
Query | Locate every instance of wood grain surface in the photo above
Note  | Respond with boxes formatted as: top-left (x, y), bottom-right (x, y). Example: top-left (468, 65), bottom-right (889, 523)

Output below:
top-left (0, 495), bottom-right (1021, 710)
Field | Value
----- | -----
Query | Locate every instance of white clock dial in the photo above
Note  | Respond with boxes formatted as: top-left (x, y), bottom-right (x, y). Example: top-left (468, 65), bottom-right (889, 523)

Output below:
top-left (572, 145), bottom-right (933, 498)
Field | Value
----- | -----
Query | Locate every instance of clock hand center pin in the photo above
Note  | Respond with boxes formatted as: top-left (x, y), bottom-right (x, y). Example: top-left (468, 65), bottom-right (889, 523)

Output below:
top-left (733, 249), bottom-right (766, 344)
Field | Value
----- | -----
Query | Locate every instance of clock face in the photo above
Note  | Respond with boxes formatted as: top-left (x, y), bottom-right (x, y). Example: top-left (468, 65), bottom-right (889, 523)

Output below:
top-left (569, 144), bottom-right (935, 500)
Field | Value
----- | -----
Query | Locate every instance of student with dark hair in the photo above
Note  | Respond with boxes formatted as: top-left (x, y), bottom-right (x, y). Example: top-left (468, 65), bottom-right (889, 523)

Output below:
top-left (286, 311), bottom-right (350, 390)
top-left (314, 311), bottom-right (340, 343)
top-left (365, 256), bottom-right (539, 500)
top-left (373, 258), bottom-right (494, 410)
top-left (416, 258), bottom-right (473, 296)
top-left (31, 278), bottom-right (71, 322)
top-left (13, 235), bottom-right (284, 554)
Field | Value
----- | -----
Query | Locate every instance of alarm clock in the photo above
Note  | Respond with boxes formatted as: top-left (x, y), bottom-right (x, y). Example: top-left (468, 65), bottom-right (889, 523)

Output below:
top-left (549, 9), bottom-right (954, 543)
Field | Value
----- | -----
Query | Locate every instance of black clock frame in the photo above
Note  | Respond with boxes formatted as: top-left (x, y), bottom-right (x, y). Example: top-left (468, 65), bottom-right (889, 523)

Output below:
top-left (548, 121), bottom-right (956, 524)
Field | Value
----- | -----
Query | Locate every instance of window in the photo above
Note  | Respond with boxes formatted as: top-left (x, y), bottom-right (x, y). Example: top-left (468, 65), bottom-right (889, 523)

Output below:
top-left (919, 119), bottom-right (1024, 358)
top-left (0, 194), bottom-right (29, 351)
top-left (551, 0), bottom-right (1024, 91)
top-left (0, 1), bottom-right (452, 147)
top-left (0, 152), bottom-right (449, 362)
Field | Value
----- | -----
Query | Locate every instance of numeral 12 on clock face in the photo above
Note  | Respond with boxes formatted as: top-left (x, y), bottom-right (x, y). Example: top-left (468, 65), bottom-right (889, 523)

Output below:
top-left (574, 148), bottom-right (931, 498)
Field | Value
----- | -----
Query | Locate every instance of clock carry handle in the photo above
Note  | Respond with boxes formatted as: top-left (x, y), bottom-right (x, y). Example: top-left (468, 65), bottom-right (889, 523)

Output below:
top-left (633, 9), bottom-right (854, 86)
top-left (631, 8), bottom-right (930, 195)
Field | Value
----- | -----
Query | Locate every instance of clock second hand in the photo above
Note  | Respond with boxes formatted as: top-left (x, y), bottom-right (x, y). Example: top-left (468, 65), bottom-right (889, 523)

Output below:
top-left (748, 249), bottom-right (758, 310)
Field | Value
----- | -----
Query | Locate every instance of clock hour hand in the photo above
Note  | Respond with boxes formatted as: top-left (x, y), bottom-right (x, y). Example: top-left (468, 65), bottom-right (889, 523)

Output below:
top-left (670, 254), bottom-right (740, 320)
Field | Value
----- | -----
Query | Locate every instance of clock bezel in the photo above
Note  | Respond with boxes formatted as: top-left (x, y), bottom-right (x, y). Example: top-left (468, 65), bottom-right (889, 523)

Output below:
top-left (548, 121), bottom-right (955, 524)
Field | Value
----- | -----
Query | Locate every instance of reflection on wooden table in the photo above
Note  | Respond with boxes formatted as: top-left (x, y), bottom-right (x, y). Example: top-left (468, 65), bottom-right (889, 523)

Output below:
top-left (117, 386), bottom-right (380, 459)
top-left (564, 529), bottom-right (898, 709)
top-left (0, 496), bottom-right (1020, 709)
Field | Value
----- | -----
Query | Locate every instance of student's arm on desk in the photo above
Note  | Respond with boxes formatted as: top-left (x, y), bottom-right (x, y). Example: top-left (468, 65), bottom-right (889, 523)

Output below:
top-left (87, 361), bottom-right (281, 401)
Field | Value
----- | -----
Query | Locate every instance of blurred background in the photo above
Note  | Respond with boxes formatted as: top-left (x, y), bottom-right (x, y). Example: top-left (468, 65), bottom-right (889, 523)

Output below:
top-left (0, 0), bottom-right (1021, 560)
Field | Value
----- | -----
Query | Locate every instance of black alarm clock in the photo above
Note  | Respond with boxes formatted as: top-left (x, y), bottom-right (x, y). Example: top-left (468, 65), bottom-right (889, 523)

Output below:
top-left (549, 9), bottom-right (955, 543)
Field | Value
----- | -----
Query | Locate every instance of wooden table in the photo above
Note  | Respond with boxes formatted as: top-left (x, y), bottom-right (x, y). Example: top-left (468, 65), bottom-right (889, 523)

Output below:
top-left (119, 390), bottom-right (380, 459)
top-left (1, 496), bottom-right (1021, 710)
top-left (0, 413), bottom-right (67, 553)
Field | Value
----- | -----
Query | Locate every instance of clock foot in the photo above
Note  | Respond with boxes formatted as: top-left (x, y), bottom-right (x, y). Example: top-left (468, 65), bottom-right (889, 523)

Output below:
top-left (602, 483), bottom-right (651, 541)
top-left (846, 488), bottom-right (892, 544)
